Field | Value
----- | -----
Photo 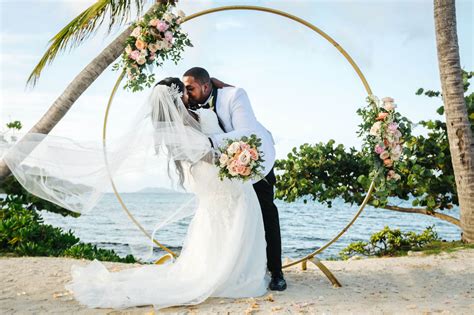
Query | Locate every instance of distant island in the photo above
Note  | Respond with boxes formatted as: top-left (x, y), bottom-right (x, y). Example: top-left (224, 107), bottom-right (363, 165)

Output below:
top-left (134, 187), bottom-right (187, 194)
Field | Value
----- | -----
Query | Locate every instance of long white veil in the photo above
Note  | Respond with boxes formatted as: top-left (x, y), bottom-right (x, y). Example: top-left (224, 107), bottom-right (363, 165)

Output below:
top-left (1, 84), bottom-right (213, 260)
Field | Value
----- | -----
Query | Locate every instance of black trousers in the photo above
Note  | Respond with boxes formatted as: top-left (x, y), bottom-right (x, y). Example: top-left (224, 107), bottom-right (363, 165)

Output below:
top-left (253, 168), bottom-right (282, 273)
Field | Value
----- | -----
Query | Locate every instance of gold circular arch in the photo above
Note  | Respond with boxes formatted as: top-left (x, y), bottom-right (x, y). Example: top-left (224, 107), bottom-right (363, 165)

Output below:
top-left (102, 5), bottom-right (376, 270)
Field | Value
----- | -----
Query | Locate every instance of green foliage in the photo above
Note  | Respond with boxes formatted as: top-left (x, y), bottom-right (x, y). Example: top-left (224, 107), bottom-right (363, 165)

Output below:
top-left (63, 243), bottom-right (136, 263)
top-left (275, 69), bottom-right (474, 211)
top-left (27, 0), bottom-right (150, 87)
top-left (0, 191), bottom-right (136, 263)
top-left (6, 121), bottom-right (22, 130)
top-left (339, 226), bottom-right (440, 260)
top-left (275, 140), bottom-right (370, 207)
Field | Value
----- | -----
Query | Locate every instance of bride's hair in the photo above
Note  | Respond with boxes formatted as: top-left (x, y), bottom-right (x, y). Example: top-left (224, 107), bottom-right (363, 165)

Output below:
top-left (154, 77), bottom-right (193, 189)
top-left (156, 77), bottom-right (185, 93)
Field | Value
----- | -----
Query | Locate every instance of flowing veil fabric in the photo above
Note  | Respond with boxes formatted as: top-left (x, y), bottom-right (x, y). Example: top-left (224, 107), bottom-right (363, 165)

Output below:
top-left (1, 85), bottom-right (213, 259)
top-left (1, 84), bottom-right (210, 213)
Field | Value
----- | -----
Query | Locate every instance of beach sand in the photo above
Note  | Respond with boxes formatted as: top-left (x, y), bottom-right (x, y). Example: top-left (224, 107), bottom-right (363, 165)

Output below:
top-left (1, 249), bottom-right (473, 314)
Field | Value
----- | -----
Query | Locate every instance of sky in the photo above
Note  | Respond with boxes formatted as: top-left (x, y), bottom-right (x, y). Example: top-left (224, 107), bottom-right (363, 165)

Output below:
top-left (0, 0), bottom-right (473, 191)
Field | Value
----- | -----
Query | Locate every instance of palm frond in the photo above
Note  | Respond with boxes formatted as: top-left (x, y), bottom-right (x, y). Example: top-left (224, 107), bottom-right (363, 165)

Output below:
top-left (27, 0), bottom-right (149, 87)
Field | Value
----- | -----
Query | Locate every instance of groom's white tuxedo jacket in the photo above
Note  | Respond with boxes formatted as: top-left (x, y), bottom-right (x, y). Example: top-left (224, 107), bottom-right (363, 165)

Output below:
top-left (208, 87), bottom-right (276, 182)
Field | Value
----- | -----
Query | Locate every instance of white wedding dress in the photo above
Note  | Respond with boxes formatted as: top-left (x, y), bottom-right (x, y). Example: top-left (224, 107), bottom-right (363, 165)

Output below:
top-left (66, 108), bottom-right (270, 310)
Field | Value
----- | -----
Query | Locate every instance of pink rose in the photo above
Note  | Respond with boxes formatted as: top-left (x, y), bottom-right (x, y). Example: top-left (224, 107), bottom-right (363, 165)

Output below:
top-left (374, 144), bottom-right (385, 154)
top-left (248, 148), bottom-right (259, 160)
top-left (149, 52), bottom-right (156, 61)
top-left (381, 97), bottom-right (394, 103)
top-left (236, 165), bottom-right (247, 176)
top-left (129, 50), bottom-right (140, 60)
top-left (239, 142), bottom-right (250, 150)
top-left (241, 167), bottom-right (251, 176)
top-left (157, 20), bottom-right (169, 32)
top-left (388, 122), bottom-right (398, 132)
top-left (164, 31), bottom-right (173, 42)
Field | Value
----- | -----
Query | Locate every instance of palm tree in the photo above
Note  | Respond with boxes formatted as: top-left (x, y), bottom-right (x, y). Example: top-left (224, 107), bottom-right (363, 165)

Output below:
top-left (434, 0), bottom-right (474, 242)
top-left (0, 0), bottom-right (173, 181)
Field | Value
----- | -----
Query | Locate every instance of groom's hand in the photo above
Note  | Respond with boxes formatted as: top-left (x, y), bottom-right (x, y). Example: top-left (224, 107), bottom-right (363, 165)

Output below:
top-left (211, 77), bottom-right (233, 89)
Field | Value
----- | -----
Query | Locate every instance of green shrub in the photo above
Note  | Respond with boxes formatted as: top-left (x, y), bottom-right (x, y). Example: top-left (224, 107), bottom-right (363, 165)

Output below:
top-left (339, 226), bottom-right (440, 260)
top-left (0, 192), bottom-right (136, 263)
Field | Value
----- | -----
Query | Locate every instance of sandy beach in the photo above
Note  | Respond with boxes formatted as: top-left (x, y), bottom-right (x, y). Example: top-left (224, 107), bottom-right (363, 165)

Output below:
top-left (1, 250), bottom-right (472, 314)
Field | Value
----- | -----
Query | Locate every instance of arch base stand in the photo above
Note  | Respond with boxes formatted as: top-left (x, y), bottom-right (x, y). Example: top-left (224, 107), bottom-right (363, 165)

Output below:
top-left (299, 257), bottom-right (342, 288)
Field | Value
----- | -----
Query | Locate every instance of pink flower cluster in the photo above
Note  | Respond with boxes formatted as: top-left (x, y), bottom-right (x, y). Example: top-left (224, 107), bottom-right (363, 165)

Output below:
top-left (219, 141), bottom-right (260, 178)
top-left (369, 97), bottom-right (402, 181)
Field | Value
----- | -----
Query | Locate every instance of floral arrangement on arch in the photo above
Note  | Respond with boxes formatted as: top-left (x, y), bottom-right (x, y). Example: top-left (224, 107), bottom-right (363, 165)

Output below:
top-left (358, 95), bottom-right (411, 185)
top-left (112, 3), bottom-right (192, 92)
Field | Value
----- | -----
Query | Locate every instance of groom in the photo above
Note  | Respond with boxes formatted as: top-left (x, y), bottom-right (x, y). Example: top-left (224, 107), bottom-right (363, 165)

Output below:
top-left (183, 67), bottom-right (287, 291)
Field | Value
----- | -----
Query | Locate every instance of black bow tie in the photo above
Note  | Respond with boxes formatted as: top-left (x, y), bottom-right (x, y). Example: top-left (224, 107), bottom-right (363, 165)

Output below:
top-left (197, 95), bottom-right (214, 110)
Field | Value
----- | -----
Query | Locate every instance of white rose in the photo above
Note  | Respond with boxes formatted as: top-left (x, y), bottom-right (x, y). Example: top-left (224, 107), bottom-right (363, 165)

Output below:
top-left (227, 163), bottom-right (238, 177)
top-left (227, 142), bottom-right (241, 155)
top-left (136, 55), bottom-right (146, 65)
top-left (379, 151), bottom-right (390, 160)
top-left (370, 121), bottom-right (382, 136)
top-left (177, 10), bottom-right (186, 18)
top-left (163, 12), bottom-right (174, 23)
top-left (148, 43), bottom-right (158, 53)
top-left (391, 152), bottom-right (401, 161)
top-left (154, 41), bottom-right (163, 50)
top-left (131, 26), bottom-right (142, 38)
top-left (237, 150), bottom-right (252, 166)
top-left (384, 102), bottom-right (397, 111)
top-left (219, 153), bottom-right (229, 167)
top-left (164, 41), bottom-right (172, 49)
top-left (139, 49), bottom-right (148, 57)
top-left (125, 45), bottom-right (132, 54)
top-left (390, 145), bottom-right (402, 161)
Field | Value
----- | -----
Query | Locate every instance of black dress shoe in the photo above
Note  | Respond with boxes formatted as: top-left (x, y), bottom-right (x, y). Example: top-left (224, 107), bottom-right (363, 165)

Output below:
top-left (269, 271), bottom-right (287, 291)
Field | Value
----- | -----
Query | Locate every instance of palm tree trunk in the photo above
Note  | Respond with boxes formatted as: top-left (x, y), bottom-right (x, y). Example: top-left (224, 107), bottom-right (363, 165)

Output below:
top-left (0, 4), bottom-right (159, 182)
top-left (434, 0), bottom-right (474, 242)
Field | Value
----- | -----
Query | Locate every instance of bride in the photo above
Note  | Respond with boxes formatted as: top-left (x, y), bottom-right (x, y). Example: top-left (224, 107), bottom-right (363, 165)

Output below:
top-left (60, 78), bottom-right (271, 309)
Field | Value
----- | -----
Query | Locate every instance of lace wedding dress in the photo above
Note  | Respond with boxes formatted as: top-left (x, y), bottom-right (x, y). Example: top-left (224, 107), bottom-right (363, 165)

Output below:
top-left (65, 107), bottom-right (270, 310)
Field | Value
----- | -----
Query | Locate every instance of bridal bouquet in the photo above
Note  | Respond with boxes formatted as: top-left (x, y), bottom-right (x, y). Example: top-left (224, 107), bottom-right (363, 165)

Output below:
top-left (216, 135), bottom-right (265, 182)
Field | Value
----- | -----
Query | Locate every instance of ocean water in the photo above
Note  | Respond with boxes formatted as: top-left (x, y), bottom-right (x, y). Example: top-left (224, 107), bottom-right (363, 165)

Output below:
top-left (41, 193), bottom-right (461, 262)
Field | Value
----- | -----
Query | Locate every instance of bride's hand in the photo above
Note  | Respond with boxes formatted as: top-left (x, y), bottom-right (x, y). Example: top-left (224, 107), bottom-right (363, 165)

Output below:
top-left (211, 77), bottom-right (233, 89)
